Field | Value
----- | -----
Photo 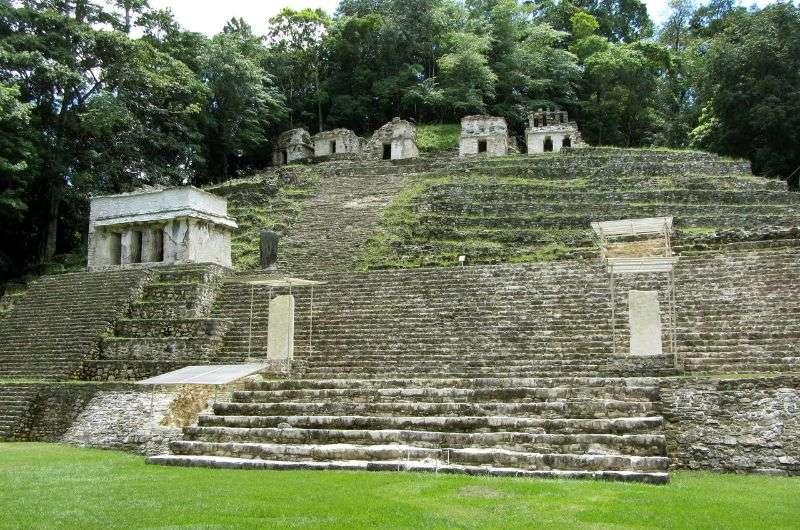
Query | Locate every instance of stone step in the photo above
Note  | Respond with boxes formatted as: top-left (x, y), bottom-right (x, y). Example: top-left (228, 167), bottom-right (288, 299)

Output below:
top-left (197, 413), bottom-right (664, 435)
top-left (183, 426), bottom-right (666, 456)
top-left (213, 399), bottom-right (655, 419)
top-left (147, 454), bottom-right (669, 484)
top-left (246, 376), bottom-right (657, 390)
top-left (167, 440), bottom-right (670, 472)
top-left (114, 318), bottom-right (230, 338)
top-left (232, 385), bottom-right (657, 404)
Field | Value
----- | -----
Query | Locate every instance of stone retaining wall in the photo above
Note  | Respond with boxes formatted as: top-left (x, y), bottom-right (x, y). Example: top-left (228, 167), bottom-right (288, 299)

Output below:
top-left (660, 376), bottom-right (800, 475)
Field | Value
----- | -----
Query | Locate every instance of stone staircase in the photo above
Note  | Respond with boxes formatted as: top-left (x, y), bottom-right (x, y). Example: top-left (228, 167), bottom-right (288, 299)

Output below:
top-left (0, 384), bottom-right (39, 440)
top-left (276, 160), bottom-right (408, 275)
top-left (79, 265), bottom-right (231, 381)
top-left (0, 270), bottom-right (151, 380)
top-left (207, 246), bottom-right (800, 377)
top-left (150, 375), bottom-right (669, 484)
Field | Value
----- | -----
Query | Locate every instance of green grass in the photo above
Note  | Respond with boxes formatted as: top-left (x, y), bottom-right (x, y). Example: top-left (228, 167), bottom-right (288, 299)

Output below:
top-left (1, 444), bottom-right (798, 529)
top-left (416, 123), bottom-right (461, 152)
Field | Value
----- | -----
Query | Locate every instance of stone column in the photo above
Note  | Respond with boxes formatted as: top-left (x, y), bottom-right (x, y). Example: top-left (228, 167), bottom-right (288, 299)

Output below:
top-left (120, 229), bottom-right (133, 265)
top-left (629, 290), bottom-right (663, 355)
top-left (141, 226), bottom-right (156, 263)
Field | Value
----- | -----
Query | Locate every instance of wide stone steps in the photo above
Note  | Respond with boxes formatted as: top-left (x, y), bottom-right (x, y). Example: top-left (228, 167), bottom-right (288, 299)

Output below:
top-left (181, 426), bottom-right (665, 456)
top-left (166, 440), bottom-right (670, 473)
top-left (196, 413), bottom-right (663, 435)
top-left (148, 454), bottom-right (668, 483)
top-left (232, 385), bottom-right (658, 403)
top-left (212, 399), bottom-right (655, 419)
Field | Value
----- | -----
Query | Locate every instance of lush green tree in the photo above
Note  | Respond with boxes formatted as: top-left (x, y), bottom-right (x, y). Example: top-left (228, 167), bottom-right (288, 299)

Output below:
top-left (693, 3), bottom-right (800, 186)
top-left (267, 8), bottom-right (330, 131)
top-left (574, 0), bottom-right (653, 42)
top-left (0, 82), bottom-right (32, 279)
top-left (437, 31), bottom-right (497, 116)
top-left (199, 23), bottom-right (286, 183)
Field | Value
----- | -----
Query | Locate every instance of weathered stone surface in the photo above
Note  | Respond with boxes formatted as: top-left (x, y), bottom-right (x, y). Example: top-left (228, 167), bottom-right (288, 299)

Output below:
top-left (628, 290), bottom-right (662, 356)
top-left (365, 118), bottom-right (418, 160)
top-left (267, 295), bottom-right (295, 361)
top-left (525, 108), bottom-right (584, 153)
top-left (660, 376), bottom-right (800, 475)
top-left (62, 385), bottom-right (228, 455)
top-left (312, 128), bottom-right (364, 159)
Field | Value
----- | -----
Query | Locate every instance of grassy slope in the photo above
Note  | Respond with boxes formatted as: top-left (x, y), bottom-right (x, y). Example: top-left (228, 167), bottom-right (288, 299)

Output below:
top-left (416, 124), bottom-right (460, 153)
top-left (206, 166), bottom-right (320, 270)
top-left (1, 444), bottom-right (798, 529)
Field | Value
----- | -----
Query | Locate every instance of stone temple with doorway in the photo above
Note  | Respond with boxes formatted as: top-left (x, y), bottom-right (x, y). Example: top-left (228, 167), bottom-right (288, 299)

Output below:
top-left (459, 115), bottom-right (510, 157)
top-left (526, 108), bottom-right (584, 153)
top-left (312, 128), bottom-right (364, 159)
top-left (272, 128), bottom-right (314, 166)
top-left (1, 120), bottom-right (799, 486)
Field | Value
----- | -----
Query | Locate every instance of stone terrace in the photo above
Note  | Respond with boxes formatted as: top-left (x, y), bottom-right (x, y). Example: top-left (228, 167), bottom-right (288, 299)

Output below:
top-left (0, 269), bottom-right (151, 380)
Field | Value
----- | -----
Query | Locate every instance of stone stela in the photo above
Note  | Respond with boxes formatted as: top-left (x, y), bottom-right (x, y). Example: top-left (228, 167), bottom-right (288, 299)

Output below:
top-left (267, 295), bottom-right (295, 363)
top-left (628, 290), bottom-right (663, 355)
top-left (259, 231), bottom-right (280, 270)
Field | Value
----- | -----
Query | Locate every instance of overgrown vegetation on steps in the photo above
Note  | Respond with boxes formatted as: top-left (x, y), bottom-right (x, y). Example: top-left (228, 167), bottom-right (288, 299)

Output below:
top-left (206, 166), bottom-right (321, 270)
top-left (416, 124), bottom-right (461, 153)
top-left (360, 149), bottom-right (800, 270)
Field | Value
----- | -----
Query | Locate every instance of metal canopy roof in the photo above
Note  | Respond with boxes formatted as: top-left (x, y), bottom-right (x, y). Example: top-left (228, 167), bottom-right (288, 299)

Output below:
top-left (225, 276), bottom-right (326, 287)
top-left (591, 217), bottom-right (673, 239)
top-left (137, 364), bottom-right (268, 385)
top-left (606, 257), bottom-right (678, 274)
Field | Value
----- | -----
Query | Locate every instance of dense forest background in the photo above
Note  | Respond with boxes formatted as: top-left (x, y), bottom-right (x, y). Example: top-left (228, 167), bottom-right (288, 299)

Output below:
top-left (1, 0), bottom-right (799, 282)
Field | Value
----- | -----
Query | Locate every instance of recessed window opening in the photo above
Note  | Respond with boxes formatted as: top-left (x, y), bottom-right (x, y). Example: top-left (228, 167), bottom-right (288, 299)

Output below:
top-left (330, 141), bottom-right (336, 154)
top-left (110, 233), bottom-right (122, 265)
top-left (281, 150), bottom-right (288, 164)
top-left (543, 137), bottom-right (553, 152)
top-left (131, 230), bottom-right (143, 263)
top-left (382, 143), bottom-right (392, 160)
top-left (153, 228), bottom-right (164, 262)
top-left (563, 136), bottom-right (572, 148)
top-left (478, 140), bottom-right (487, 153)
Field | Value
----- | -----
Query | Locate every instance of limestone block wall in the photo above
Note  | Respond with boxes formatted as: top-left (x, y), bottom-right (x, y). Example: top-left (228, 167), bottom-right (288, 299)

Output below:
top-left (273, 128), bottom-right (314, 166)
top-left (62, 385), bottom-right (227, 455)
top-left (660, 376), bottom-right (800, 475)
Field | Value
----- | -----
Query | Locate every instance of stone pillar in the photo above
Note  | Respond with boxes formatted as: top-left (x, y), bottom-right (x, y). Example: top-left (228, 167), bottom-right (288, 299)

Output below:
top-left (259, 231), bottom-right (280, 270)
top-left (629, 290), bottom-right (663, 355)
top-left (120, 229), bottom-right (133, 265)
top-left (141, 226), bottom-right (156, 263)
top-left (267, 295), bottom-right (295, 362)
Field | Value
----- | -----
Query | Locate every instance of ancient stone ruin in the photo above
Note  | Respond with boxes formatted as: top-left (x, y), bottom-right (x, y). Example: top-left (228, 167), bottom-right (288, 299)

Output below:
top-left (87, 186), bottom-right (237, 271)
top-left (526, 108), bottom-right (584, 153)
top-left (459, 115), bottom-right (510, 157)
top-left (2, 142), bottom-right (799, 486)
top-left (312, 128), bottom-right (364, 159)
top-left (272, 128), bottom-right (314, 166)
top-left (365, 117), bottom-right (419, 160)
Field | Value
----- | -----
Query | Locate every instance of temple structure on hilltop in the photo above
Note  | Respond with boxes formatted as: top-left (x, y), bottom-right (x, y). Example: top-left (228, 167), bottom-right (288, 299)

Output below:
top-left (525, 108), bottom-right (584, 153)
top-left (86, 186), bottom-right (237, 271)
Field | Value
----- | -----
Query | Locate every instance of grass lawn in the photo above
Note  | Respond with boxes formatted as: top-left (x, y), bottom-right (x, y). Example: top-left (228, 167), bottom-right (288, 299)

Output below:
top-left (1, 444), bottom-right (798, 529)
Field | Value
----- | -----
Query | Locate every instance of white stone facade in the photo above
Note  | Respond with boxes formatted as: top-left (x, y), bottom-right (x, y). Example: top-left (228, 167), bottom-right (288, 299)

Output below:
top-left (313, 128), bottom-right (364, 158)
top-left (525, 109), bottom-right (584, 154)
top-left (272, 128), bottom-right (314, 166)
top-left (459, 115), bottom-right (509, 157)
top-left (366, 118), bottom-right (419, 160)
top-left (87, 186), bottom-right (237, 271)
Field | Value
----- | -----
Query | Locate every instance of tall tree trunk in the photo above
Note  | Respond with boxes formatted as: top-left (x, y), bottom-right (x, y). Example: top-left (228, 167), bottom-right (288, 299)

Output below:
top-left (41, 180), bottom-right (61, 263)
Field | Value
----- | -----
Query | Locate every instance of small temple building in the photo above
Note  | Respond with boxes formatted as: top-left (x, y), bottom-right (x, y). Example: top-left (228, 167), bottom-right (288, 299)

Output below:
top-left (86, 186), bottom-right (237, 271)
top-left (312, 128), bottom-right (364, 159)
top-left (459, 115), bottom-right (510, 157)
top-left (525, 108), bottom-right (584, 153)
top-left (272, 128), bottom-right (313, 166)
top-left (366, 118), bottom-right (419, 160)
